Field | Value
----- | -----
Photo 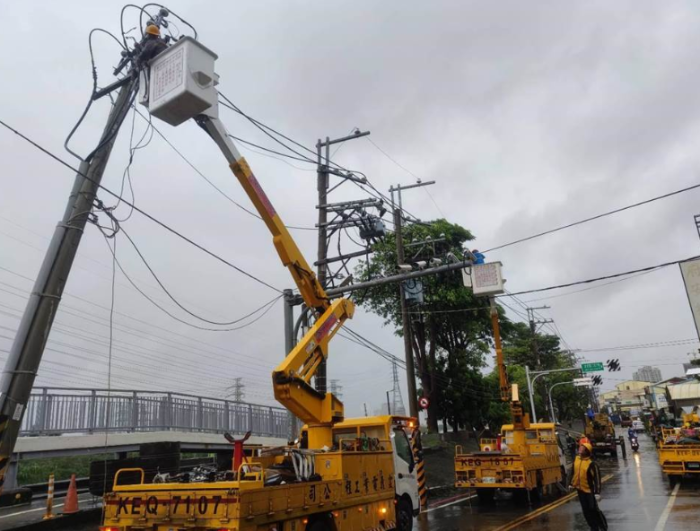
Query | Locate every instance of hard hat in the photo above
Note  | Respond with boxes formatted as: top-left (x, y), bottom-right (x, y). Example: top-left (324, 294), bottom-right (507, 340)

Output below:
top-left (145, 25), bottom-right (160, 36)
top-left (580, 441), bottom-right (593, 453)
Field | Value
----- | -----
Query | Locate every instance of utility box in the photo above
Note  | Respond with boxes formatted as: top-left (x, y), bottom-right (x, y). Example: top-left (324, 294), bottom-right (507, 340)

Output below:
top-left (147, 37), bottom-right (218, 126)
top-left (471, 262), bottom-right (505, 296)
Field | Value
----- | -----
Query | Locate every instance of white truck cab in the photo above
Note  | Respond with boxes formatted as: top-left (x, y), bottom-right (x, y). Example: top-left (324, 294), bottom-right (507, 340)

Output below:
top-left (391, 417), bottom-right (421, 531)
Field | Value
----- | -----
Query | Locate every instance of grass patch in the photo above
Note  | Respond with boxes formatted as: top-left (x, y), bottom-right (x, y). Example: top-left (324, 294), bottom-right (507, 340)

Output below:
top-left (18, 455), bottom-right (110, 485)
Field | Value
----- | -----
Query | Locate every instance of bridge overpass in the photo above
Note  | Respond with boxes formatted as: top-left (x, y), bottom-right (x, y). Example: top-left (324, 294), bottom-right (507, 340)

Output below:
top-left (7, 387), bottom-right (291, 489)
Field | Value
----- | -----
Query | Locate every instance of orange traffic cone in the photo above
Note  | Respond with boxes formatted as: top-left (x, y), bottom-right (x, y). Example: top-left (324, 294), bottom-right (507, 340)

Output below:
top-left (62, 474), bottom-right (79, 514)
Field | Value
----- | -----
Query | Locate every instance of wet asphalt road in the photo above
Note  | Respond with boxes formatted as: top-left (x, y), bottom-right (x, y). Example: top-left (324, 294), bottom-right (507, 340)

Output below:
top-left (416, 430), bottom-right (700, 530)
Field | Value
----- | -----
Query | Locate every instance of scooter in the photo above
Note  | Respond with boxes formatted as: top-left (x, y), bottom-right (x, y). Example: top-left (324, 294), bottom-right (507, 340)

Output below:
top-left (630, 437), bottom-right (639, 453)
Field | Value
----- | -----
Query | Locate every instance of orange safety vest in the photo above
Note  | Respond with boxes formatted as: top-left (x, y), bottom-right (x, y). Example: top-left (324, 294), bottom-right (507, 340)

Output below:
top-left (571, 456), bottom-right (593, 493)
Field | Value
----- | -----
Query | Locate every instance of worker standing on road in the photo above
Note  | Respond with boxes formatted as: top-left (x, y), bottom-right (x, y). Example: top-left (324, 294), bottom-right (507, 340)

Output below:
top-left (570, 441), bottom-right (607, 531)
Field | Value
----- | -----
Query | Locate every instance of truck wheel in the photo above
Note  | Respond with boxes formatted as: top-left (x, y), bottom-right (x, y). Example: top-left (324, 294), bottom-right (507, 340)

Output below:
top-left (396, 498), bottom-right (414, 531)
top-left (476, 488), bottom-right (496, 504)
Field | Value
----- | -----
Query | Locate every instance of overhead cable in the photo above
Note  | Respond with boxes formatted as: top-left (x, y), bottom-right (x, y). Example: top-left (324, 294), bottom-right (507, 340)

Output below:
top-left (497, 254), bottom-right (700, 298)
top-left (0, 118), bottom-right (282, 293)
top-left (485, 181), bottom-right (700, 252)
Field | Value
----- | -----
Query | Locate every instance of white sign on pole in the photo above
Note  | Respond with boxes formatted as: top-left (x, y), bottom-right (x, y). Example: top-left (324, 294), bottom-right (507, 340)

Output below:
top-left (573, 377), bottom-right (593, 387)
top-left (680, 258), bottom-right (700, 341)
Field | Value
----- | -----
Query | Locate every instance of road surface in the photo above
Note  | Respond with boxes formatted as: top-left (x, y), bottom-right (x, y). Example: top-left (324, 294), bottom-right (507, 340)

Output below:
top-left (416, 430), bottom-right (700, 530)
top-left (3, 430), bottom-right (697, 530)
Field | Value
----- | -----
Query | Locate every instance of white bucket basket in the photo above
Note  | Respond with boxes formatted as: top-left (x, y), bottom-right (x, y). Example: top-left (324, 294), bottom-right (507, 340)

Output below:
top-left (146, 37), bottom-right (219, 126)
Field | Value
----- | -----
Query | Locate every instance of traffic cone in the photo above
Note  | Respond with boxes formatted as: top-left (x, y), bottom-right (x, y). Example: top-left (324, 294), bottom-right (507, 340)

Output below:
top-left (62, 474), bottom-right (79, 514)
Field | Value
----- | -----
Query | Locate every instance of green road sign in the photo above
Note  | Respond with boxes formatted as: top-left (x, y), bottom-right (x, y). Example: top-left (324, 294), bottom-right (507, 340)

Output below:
top-left (581, 362), bottom-right (604, 373)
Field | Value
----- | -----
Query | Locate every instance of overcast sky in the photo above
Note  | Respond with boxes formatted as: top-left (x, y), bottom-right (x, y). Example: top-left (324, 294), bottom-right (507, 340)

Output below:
top-left (2, 1), bottom-right (700, 420)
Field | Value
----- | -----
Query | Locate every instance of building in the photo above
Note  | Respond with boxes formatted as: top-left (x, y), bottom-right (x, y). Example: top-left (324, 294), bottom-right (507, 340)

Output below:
top-left (633, 365), bottom-right (662, 383)
top-left (599, 380), bottom-right (652, 414)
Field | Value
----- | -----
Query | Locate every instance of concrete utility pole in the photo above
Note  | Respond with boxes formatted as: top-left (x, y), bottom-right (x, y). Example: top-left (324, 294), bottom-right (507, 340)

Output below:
top-left (390, 181), bottom-right (436, 420)
top-left (315, 130), bottom-right (369, 394)
top-left (0, 78), bottom-right (137, 492)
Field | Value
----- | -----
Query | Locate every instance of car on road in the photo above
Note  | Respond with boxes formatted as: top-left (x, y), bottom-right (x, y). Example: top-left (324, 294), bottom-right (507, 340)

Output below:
top-left (632, 420), bottom-right (645, 433)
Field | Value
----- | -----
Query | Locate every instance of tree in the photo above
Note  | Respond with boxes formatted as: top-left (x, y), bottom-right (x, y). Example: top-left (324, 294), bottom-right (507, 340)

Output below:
top-left (357, 219), bottom-right (493, 432)
top-left (500, 321), bottom-right (586, 423)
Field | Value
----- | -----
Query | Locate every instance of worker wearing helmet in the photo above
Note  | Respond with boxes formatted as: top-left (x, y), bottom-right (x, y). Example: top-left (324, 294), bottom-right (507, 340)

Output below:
top-left (140, 24), bottom-right (168, 63)
top-left (570, 441), bottom-right (607, 530)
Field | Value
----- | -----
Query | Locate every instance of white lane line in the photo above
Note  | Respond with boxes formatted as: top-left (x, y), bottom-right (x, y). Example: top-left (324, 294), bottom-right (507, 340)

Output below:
top-left (425, 495), bottom-right (476, 513)
top-left (654, 482), bottom-right (681, 531)
top-left (0, 502), bottom-right (65, 519)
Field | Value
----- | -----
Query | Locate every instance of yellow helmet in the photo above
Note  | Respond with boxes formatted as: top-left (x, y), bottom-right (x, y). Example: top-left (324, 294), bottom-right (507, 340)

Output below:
top-left (580, 441), bottom-right (593, 453)
top-left (145, 25), bottom-right (160, 36)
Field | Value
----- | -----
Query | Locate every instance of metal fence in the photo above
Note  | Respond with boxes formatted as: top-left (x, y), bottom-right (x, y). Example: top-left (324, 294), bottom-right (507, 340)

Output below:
top-left (20, 387), bottom-right (291, 439)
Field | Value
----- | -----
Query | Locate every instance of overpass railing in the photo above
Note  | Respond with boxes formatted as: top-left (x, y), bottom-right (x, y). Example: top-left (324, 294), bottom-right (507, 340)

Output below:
top-left (19, 387), bottom-right (291, 439)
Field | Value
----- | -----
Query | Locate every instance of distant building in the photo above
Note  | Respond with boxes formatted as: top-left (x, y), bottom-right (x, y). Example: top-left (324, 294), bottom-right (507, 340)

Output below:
top-left (633, 366), bottom-right (662, 383)
top-left (599, 380), bottom-right (652, 414)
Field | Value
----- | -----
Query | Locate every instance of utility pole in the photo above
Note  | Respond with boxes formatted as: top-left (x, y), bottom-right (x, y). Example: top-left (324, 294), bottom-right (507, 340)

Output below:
top-left (0, 78), bottom-right (137, 492)
top-left (390, 181), bottom-right (436, 420)
top-left (527, 306), bottom-right (553, 421)
top-left (283, 288), bottom-right (298, 438)
top-left (315, 130), bottom-right (370, 394)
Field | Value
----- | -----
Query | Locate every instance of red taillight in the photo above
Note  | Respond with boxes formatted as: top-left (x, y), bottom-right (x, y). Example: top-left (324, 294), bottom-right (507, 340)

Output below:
top-left (100, 527), bottom-right (119, 531)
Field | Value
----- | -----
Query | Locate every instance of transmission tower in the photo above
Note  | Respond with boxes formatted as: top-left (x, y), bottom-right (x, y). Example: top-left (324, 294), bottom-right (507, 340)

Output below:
top-left (330, 379), bottom-right (344, 401)
top-left (390, 362), bottom-right (407, 416)
top-left (227, 377), bottom-right (245, 402)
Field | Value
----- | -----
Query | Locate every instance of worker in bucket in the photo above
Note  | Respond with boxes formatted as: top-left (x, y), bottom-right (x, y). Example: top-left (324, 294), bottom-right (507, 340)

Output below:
top-left (570, 440), bottom-right (607, 530)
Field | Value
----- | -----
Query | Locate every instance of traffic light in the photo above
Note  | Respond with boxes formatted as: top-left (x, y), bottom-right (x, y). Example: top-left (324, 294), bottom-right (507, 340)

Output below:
top-left (606, 359), bottom-right (621, 372)
top-left (592, 375), bottom-right (603, 386)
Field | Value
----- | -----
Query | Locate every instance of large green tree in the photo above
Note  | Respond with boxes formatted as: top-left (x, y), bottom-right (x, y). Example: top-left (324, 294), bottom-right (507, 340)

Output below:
top-left (357, 219), bottom-right (494, 432)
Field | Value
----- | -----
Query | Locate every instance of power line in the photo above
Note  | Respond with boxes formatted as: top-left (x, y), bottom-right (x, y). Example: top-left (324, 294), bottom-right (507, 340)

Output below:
top-left (119, 226), bottom-right (282, 326)
top-left (130, 106), bottom-right (315, 230)
top-left (485, 181), bottom-right (700, 253)
top-left (99, 233), bottom-right (281, 331)
top-left (365, 136), bottom-right (445, 218)
top-left (0, 117), bottom-right (282, 293)
top-left (497, 254), bottom-right (700, 298)
top-left (0, 268), bottom-right (281, 372)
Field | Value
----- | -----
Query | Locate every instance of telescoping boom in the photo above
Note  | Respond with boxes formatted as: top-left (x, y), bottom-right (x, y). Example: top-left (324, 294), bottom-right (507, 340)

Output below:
top-left (196, 114), bottom-right (354, 447)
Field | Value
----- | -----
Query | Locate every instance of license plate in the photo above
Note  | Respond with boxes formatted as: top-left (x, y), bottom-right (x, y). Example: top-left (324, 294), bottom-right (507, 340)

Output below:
top-left (482, 477), bottom-right (496, 484)
top-left (687, 463), bottom-right (700, 469)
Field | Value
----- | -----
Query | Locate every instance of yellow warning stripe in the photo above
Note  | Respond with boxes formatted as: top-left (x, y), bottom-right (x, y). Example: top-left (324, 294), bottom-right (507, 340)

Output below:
top-left (494, 473), bottom-right (614, 531)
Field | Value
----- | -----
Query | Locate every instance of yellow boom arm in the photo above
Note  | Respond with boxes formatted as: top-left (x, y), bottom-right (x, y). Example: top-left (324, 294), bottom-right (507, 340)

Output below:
top-left (198, 116), bottom-right (354, 436)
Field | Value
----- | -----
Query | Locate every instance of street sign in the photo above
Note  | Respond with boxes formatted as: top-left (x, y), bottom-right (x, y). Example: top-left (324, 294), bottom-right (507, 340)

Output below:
top-left (419, 397), bottom-right (430, 409)
top-left (573, 377), bottom-right (593, 387)
top-left (581, 362), bottom-right (604, 373)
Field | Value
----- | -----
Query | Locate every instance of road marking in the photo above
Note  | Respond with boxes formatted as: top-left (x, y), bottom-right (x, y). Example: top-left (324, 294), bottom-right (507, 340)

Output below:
top-left (494, 473), bottom-right (614, 531)
top-left (0, 493), bottom-right (94, 520)
top-left (654, 482), bottom-right (680, 531)
top-left (0, 502), bottom-right (65, 519)
top-left (425, 494), bottom-right (476, 513)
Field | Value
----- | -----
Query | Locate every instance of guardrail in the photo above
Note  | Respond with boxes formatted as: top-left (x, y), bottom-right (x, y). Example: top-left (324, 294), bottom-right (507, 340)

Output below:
top-left (19, 387), bottom-right (291, 439)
